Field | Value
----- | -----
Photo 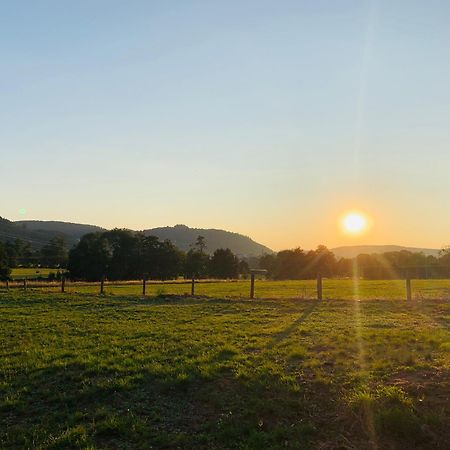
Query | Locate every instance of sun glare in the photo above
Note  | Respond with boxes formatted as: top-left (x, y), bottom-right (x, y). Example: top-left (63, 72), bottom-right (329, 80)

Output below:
top-left (341, 212), bottom-right (368, 235)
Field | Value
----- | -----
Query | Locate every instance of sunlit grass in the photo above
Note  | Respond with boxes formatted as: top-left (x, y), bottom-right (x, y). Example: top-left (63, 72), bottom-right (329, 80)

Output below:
top-left (3, 278), bottom-right (450, 300)
top-left (10, 267), bottom-right (59, 279)
top-left (0, 292), bottom-right (448, 449)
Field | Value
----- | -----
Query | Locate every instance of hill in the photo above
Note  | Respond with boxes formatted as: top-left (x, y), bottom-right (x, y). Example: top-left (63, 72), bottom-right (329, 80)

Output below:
top-left (0, 217), bottom-right (61, 249)
top-left (3, 219), bottom-right (272, 256)
top-left (15, 220), bottom-right (105, 247)
top-left (5, 219), bottom-right (442, 259)
top-left (0, 218), bottom-right (105, 249)
top-left (331, 245), bottom-right (441, 259)
top-left (143, 224), bottom-right (273, 256)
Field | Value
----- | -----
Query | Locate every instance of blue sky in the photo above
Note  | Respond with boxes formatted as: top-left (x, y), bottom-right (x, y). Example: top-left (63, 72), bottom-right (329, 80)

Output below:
top-left (1, 1), bottom-right (449, 250)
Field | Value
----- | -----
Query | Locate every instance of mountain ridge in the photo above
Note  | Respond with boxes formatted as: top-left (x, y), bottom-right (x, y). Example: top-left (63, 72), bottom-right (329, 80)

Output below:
top-left (331, 244), bottom-right (441, 259)
top-left (142, 224), bottom-right (273, 256)
top-left (2, 218), bottom-right (442, 258)
top-left (8, 219), bottom-right (272, 257)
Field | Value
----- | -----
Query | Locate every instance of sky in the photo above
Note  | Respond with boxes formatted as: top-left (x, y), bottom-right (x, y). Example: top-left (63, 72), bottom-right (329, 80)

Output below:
top-left (1, 0), bottom-right (449, 251)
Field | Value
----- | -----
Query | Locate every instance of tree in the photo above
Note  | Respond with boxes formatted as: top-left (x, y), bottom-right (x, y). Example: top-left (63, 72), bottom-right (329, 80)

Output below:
top-left (152, 240), bottom-right (185, 280)
top-left (438, 246), bottom-right (450, 276)
top-left (238, 259), bottom-right (250, 278)
top-left (0, 242), bottom-right (11, 281)
top-left (355, 253), bottom-right (375, 279)
top-left (68, 233), bottom-right (110, 281)
top-left (312, 245), bottom-right (337, 278)
top-left (40, 236), bottom-right (68, 268)
top-left (193, 235), bottom-right (207, 253)
top-left (185, 235), bottom-right (209, 278)
top-left (4, 239), bottom-right (33, 267)
top-left (103, 229), bottom-right (142, 280)
top-left (68, 230), bottom-right (186, 282)
top-left (140, 235), bottom-right (160, 278)
top-left (271, 248), bottom-right (306, 279)
top-left (336, 257), bottom-right (353, 278)
top-left (138, 235), bottom-right (184, 280)
top-left (259, 246), bottom-right (337, 280)
top-left (185, 249), bottom-right (209, 278)
top-left (259, 253), bottom-right (276, 276)
top-left (209, 248), bottom-right (239, 279)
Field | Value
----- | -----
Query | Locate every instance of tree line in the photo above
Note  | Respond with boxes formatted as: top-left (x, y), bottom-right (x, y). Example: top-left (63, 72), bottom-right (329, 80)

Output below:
top-left (0, 236), bottom-right (68, 281)
top-left (1, 231), bottom-right (450, 281)
top-left (67, 231), bottom-right (249, 281)
top-left (258, 246), bottom-right (450, 279)
top-left (0, 230), bottom-right (248, 281)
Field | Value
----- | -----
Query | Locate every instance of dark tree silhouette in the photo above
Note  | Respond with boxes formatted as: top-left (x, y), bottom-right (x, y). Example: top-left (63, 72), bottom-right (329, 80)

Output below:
top-left (40, 236), bottom-right (68, 268)
top-left (68, 233), bottom-right (110, 281)
top-left (193, 235), bottom-right (207, 253)
top-left (0, 242), bottom-right (11, 281)
top-left (209, 248), bottom-right (239, 279)
top-left (68, 230), bottom-right (185, 281)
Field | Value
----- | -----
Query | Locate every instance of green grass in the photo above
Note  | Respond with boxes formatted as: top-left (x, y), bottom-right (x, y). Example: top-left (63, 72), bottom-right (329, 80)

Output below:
top-left (6, 278), bottom-right (450, 301)
top-left (10, 268), bottom-right (60, 280)
top-left (0, 292), bottom-right (449, 449)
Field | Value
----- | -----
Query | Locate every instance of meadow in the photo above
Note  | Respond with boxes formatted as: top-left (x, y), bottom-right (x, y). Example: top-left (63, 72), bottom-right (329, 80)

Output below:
top-left (10, 268), bottom-right (60, 280)
top-left (0, 291), bottom-right (449, 449)
top-left (3, 278), bottom-right (450, 301)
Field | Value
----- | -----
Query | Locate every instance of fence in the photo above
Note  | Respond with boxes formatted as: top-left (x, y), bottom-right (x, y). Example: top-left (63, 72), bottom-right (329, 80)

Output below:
top-left (1, 274), bottom-right (450, 301)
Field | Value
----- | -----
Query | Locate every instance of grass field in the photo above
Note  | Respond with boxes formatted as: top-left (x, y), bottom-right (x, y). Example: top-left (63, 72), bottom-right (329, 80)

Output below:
top-left (10, 268), bottom-right (61, 280)
top-left (0, 292), bottom-right (449, 449)
top-left (3, 278), bottom-right (450, 301)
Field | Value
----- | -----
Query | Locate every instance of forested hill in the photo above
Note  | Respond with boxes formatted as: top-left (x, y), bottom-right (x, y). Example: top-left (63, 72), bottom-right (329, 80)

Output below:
top-left (0, 217), bottom-right (62, 248)
top-left (0, 219), bottom-right (105, 248)
top-left (331, 245), bottom-right (440, 258)
top-left (7, 220), bottom-right (440, 259)
top-left (15, 220), bottom-right (105, 246)
top-left (143, 225), bottom-right (273, 256)
top-left (4, 219), bottom-right (272, 256)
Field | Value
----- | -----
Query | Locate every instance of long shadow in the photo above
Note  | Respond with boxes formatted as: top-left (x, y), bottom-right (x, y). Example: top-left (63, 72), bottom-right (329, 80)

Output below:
top-left (0, 291), bottom-right (316, 314)
top-left (266, 301), bottom-right (319, 349)
top-left (3, 353), bottom-right (447, 449)
top-left (0, 358), bottom-right (330, 450)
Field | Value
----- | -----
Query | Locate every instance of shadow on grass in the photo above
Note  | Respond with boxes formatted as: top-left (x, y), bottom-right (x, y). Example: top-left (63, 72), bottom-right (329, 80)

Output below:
top-left (0, 291), bottom-right (324, 310)
top-left (0, 361), bottom-right (320, 450)
top-left (266, 301), bottom-right (319, 349)
top-left (3, 358), bottom-right (446, 450)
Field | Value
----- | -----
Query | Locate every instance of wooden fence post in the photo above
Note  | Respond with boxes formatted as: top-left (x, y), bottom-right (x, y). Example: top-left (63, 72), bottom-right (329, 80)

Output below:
top-left (23, 278), bottom-right (27, 292)
top-left (100, 276), bottom-right (105, 295)
top-left (6, 280), bottom-right (9, 291)
top-left (142, 276), bottom-right (146, 296)
top-left (317, 273), bottom-right (323, 301)
top-left (191, 277), bottom-right (195, 296)
top-left (61, 276), bottom-right (65, 293)
top-left (406, 278), bottom-right (412, 301)
top-left (250, 273), bottom-right (255, 299)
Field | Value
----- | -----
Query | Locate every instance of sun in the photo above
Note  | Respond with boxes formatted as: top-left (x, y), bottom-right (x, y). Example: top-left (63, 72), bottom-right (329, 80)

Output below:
top-left (341, 212), bottom-right (368, 235)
